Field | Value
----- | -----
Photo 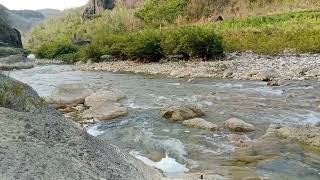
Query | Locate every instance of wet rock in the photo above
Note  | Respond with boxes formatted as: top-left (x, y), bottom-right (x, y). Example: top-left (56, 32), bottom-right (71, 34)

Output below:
top-left (256, 69), bottom-right (280, 81)
top-left (0, 62), bottom-right (34, 71)
top-left (228, 134), bottom-right (252, 147)
top-left (84, 90), bottom-right (126, 107)
top-left (48, 84), bottom-right (94, 108)
top-left (149, 151), bottom-right (165, 162)
top-left (276, 125), bottom-right (320, 150)
top-left (59, 107), bottom-right (75, 113)
top-left (232, 124), bottom-right (288, 164)
top-left (182, 118), bottom-right (218, 131)
top-left (267, 80), bottom-right (280, 86)
top-left (73, 104), bottom-right (85, 111)
top-left (81, 103), bottom-right (128, 121)
top-left (160, 105), bottom-right (205, 121)
top-left (224, 118), bottom-right (255, 132)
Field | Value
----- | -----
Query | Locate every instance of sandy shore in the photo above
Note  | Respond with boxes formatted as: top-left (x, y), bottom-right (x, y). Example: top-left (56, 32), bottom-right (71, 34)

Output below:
top-left (76, 52), bottom-right (320, 81)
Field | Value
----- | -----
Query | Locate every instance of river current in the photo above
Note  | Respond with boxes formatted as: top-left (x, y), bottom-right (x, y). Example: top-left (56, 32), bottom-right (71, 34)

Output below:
top-left (8, 65), bottom-right (320, 179)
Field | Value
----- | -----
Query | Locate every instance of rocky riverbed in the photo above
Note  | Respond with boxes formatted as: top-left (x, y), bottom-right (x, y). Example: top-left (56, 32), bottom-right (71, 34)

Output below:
top-left (76, 52), bottom-right (320, 81)
top-left (8, 65), bottom-right (320, 180)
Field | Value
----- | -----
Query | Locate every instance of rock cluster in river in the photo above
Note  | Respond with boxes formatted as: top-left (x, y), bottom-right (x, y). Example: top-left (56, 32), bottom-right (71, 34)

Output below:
top-left (160, 105), bottom-right (257, 133)
top-left (76, 51), bottom-right (320, 81)
top-left (48, 84), bottom-right (129, 126)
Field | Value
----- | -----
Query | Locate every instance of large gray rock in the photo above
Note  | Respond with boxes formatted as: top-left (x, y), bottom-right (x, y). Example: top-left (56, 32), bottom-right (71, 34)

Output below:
top-left (83, 0), bottom-right (115, 19)
top-left (224, 118), bottom-right (256, 132)
top-left (82, 103), bottom-right (128, 121)
top-left (0, 74), bottom-right (162, 180)
top-left (48, 84), bottom-right (94, 108)
top-left (183, 118), bottom-right (218, 131)
top-left (160, 105), bottom-right (205, 121)
top-left (85, 90), bottom-right (126, 107)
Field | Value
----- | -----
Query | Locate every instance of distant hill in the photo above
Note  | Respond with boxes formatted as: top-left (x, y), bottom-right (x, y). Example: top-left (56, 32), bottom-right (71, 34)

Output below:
top-left (0, 4), bottom-right (60, 32)
top-left (37, 9), bottom-right (60, 17)
top-left (0, 5), bottom-right (23, 48)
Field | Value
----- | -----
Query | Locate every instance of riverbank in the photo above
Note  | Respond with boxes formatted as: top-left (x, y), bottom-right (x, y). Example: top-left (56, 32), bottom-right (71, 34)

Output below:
top-left (76, 51), bottom-right (320, 81)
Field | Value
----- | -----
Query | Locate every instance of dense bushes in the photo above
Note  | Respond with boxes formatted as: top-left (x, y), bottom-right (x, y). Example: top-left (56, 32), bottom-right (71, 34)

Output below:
top-left (35, 42), bottom-right (79, 62)
top-left (83, 25), bottom-right (223, 61)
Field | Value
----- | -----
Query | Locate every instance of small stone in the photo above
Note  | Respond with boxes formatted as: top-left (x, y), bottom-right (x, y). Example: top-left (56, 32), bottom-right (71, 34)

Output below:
top-left (256, 70), bottom-right (280, 81)
top-left (73, 104), bottom-right (85, 111)
top-left (223, 69), bottom-right (233, 78)
top-left (187, 78), bottom-right (195, 82)
top-left (224, 118), bottom-right (256, 132)
top-left (183, 118), bottom-right (218, 131)
top-left (59, 107), bottom-right (75, 113)
top-left (267, 80), bottom-right (280, 86)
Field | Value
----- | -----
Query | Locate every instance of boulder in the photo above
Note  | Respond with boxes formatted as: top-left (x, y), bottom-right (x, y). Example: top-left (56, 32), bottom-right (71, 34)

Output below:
top-left (82, 103), bottom-right (128, 121)
top-left (48, 84), bottom-right (94, 108)
top-left (256, 70), bottom-right (280, 81)
top-left (85, 90), bottom-right (126, 107)
top-left (224, 118), bottom-right (255, 132)
top-left (182, 118), bottom-right (218, 131)
top-left (276, 125), bottom-right (320, 151)
top-left (160, 105), bottom-right (205, 121)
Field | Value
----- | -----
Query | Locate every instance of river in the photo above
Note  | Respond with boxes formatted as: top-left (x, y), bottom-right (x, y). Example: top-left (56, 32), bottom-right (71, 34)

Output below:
top-left (7, 64), bottom-right (320, 179)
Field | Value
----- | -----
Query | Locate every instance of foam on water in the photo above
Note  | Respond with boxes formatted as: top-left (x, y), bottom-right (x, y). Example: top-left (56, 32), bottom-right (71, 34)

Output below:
top-left (130, 151), bottom-right (189, 176)
top-left (86, 124), bottom-right (105, 137)
top-left (134, 132), bottom-right (187, 159)
top-left (262, 110), bottom-right (320, 125)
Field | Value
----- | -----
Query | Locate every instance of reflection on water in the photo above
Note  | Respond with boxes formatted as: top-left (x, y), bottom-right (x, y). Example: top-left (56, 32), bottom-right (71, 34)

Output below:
top-left (9, 65), bottom-right (320, 179)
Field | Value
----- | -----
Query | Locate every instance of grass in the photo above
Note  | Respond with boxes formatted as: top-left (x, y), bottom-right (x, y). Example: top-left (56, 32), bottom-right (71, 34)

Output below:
top-left (0, 78), bottom-right (47, 112)
top-left (211, 10), bottom-right (320, 53)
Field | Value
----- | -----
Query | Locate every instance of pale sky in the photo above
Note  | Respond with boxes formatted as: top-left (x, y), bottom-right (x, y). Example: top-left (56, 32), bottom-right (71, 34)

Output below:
top-left (0, 0), bottom-right (88, 10)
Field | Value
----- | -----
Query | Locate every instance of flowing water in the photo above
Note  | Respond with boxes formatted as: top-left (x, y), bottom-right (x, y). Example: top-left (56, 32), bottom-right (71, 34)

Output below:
top-left (8, 65), bottom-right (320, 179)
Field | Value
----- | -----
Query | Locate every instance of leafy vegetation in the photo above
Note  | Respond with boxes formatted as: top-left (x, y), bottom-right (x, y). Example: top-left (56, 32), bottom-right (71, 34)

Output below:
top-left (25, 0), bottom-right (320, 63)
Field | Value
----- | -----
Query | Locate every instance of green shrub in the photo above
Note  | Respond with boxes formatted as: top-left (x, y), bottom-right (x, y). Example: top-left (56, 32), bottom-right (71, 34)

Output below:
top-left (0, 47), bottom-right (27, 58)
top-left (35, 42), bottom-right (79, 61)
top-left (162, 25), bottom-right (223, 59)
top-left (83, 25), bottom-right (223, 61)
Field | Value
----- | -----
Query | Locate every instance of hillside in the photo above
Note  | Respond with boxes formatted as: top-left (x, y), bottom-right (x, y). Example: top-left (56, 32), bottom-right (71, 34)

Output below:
top-left (0, 4), bottom-right (60, 32)
top-left (26, 0), bottom-right (320, 62)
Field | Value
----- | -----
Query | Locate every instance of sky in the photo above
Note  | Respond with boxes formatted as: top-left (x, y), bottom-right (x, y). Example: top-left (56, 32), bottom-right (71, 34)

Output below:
top-left (0, 0), bottom-right (88, 10)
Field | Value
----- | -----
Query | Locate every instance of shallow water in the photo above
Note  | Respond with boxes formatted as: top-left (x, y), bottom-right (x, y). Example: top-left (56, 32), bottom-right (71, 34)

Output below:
top-left (8, 65), bottom-right (320, 179)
